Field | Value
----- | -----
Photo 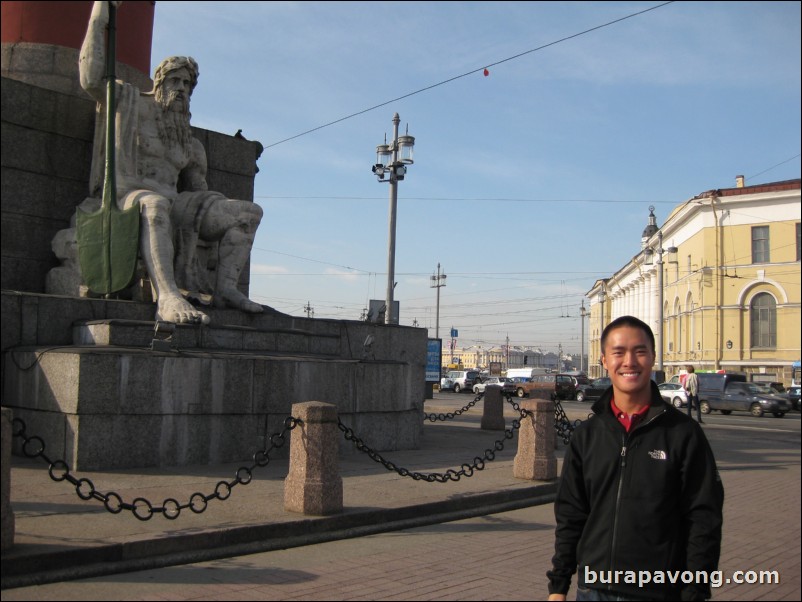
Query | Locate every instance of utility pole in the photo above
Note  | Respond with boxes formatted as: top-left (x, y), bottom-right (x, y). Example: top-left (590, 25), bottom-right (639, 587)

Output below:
top-left (304, 301), bottom-right (314, 318)
top-left (430, 263), bottom-right (446, 340)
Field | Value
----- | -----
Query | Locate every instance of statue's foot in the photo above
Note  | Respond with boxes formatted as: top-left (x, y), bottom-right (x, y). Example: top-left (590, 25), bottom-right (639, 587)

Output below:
top-left (215, 287), bottom-right (264, 313)
top-left (157, 295), bottom-right (211, 325)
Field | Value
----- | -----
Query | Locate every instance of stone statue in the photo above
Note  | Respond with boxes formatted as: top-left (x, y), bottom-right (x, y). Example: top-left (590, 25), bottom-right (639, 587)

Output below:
top-left (76, 0), bottom-right (264, 324)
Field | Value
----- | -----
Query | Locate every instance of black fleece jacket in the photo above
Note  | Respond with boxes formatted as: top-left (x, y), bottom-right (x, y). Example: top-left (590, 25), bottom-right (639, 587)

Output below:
top-left (547, 382), bottom-right (724, 601)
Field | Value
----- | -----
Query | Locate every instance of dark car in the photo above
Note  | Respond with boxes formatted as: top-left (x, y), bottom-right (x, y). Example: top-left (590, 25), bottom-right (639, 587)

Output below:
top-left (575, 377), bottom-right (611, 403)
top-left (700, 382), bottom-right (790, 417)
top-left (784, 385), bottom-right (800, 411)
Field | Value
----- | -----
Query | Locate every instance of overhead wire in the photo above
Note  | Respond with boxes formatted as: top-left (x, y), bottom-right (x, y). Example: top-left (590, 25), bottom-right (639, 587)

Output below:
top-left (262, 2), bottom-right (676, 150)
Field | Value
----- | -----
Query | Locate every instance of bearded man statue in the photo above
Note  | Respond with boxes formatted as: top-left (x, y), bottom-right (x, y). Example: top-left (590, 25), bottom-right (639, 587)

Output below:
top-left (79, 1), bottom-right (264, 324)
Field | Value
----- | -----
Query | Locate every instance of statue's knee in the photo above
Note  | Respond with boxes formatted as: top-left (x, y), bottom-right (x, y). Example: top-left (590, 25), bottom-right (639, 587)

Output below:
top-left (140, 197), bottom-right (172, 226)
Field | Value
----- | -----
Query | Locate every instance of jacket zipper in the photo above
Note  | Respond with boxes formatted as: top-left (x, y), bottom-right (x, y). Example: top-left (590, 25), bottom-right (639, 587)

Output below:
top-left (608, 433), bottom-right (628, 583)
top-left (607, 407), bottom-right (666, 584)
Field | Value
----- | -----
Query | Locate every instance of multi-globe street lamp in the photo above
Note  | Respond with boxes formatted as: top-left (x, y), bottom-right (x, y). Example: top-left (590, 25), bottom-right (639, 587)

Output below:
top-left (372, 113), bottom-right (414, 325)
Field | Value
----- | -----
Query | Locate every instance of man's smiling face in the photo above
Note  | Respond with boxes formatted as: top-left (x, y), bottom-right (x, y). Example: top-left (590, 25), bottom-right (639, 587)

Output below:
top-left (601, 325), bottom-right (655, 400)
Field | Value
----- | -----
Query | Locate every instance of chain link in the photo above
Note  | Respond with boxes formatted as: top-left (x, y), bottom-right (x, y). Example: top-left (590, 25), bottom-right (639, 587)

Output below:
top-left (339, 399), bottom-right (532, 483)
top-left (424, 391), bottom-right (483, 421)
top-left (11, 416), bottom-right (301, 521)
top-left (501, 393), bottom-right (585, 444)
top-left (425, 390), bottom-right (585, 445)
top-left (553, 397), bottom-right (586, 444)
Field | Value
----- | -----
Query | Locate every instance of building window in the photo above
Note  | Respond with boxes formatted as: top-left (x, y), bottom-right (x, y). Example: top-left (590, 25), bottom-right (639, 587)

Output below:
top-left (750, 293), bottom-right (776, 349)
top-left (751, 226), bottom-right (770, 263)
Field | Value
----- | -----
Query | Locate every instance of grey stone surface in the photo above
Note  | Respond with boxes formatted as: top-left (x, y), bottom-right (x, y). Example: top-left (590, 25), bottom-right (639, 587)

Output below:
top-left (1, 43), bottom-right (152, 98)
top-left (1, 292), bottom-right (427, 470)
top-left (481, 388), bottom-right (506, 430)
top-left (1, 407), bottom-right (13, 552)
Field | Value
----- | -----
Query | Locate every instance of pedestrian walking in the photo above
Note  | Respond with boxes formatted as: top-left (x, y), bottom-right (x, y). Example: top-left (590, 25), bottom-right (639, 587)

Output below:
top-left (546, 316), bottom-right (724, 601)
top-left (685, 365), bottom-right (703, 424)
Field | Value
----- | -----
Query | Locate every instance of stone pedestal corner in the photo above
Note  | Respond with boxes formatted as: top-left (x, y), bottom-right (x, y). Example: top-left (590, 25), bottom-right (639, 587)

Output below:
top-left (284, 401), bottom-right (343, 516)
top-left (513, 399), bottom-right (557, 481)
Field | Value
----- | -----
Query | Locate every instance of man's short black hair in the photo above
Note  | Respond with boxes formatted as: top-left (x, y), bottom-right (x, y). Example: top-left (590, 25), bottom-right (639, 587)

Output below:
top-left (601, 315), bottom-right (656, 355)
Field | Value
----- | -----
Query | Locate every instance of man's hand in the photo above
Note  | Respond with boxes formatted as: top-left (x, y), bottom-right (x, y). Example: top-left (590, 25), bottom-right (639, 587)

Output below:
top-left (548, 595), bottom-right (567, 601)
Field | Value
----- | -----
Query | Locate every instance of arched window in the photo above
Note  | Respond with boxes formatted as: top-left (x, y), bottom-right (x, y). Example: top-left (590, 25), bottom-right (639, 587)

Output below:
top-left (750, 293), bottom-right (776, 349)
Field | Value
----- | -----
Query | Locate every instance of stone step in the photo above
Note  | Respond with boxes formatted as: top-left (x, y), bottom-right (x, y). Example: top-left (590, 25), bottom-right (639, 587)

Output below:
top-left (73, 319), bottom-right (342, 355)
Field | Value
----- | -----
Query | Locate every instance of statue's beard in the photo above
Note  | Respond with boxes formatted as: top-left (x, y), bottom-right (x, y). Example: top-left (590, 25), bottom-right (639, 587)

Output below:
top-left (155, 90), bottom-right (192, 149)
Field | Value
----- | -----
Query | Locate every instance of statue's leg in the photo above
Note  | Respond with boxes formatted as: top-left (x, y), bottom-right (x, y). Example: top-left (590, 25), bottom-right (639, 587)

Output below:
top-left (199, 199), bottom-right (264, 313)
top-left (124, 191), bottom-right (210, 324)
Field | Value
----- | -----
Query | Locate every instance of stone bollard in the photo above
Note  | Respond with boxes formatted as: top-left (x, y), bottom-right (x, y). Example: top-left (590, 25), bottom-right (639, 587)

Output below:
top-left (1, 407), bottom-right (15, 551)
top-left (284, 401), bottom-right (343, 515)
top-left (513, 399), bottom-right (557, 480)
top-left (481, 387), bottom-right (506, 430)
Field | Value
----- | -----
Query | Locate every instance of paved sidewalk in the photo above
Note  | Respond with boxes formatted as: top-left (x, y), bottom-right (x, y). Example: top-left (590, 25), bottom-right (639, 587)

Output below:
top-left (1, 399), bottom-right (561, 590)
top-left (3, 401), bottom-right (800, 601)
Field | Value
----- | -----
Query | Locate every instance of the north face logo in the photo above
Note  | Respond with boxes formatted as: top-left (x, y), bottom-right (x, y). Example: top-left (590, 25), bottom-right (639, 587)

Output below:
top-left (648, 449), bottom-right (668, 460)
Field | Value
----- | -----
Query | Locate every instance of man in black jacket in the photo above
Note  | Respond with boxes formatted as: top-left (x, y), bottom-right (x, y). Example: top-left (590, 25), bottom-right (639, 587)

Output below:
top-left (547, 316), bottom-right (723, 601)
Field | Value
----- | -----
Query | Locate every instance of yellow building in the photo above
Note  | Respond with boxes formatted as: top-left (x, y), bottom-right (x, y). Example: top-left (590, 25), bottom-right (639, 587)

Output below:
top-left (587, 178), bottom-right (801, 386)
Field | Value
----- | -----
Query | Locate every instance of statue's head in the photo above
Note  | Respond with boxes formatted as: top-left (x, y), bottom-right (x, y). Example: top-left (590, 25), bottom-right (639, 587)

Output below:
top-left (153, 56), bottom-right (199, 100)
top-left (152, 56), bottom-right (198, 147)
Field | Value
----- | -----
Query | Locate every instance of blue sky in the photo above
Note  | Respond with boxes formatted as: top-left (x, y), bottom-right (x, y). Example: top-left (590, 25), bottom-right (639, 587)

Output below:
top-left (150, 1), bottom-right (801, 355)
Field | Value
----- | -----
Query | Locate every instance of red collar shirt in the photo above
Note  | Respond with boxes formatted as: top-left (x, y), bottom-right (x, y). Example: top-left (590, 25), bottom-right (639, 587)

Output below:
top-left (611, 399), bottom-right (651, 433)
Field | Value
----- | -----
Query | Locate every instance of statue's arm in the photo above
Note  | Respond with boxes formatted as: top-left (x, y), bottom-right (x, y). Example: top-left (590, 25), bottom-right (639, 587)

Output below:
top-left (79, 1), bottom-right (119, 101)
top-left (180, 139), bottom-right (210, 192)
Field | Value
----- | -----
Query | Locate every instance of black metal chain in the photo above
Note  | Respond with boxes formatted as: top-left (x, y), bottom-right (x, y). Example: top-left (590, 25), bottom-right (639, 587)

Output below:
top-left (553, 398), bottom-right (586, 444)
top-left (424, 391), bottom-right (483, 421)
top-left (11, 416), bottom-right (302, 521)
top-left (338, 400), bottom-right (531, 483)
top-left (500, 393), bottom-right (584, 444)
top-left (425, 390), bottom-right (586, 444)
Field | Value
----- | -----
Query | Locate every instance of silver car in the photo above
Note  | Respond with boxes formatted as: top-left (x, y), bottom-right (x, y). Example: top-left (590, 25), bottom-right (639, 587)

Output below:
top-left (658, 382), bottom-right (689, 408)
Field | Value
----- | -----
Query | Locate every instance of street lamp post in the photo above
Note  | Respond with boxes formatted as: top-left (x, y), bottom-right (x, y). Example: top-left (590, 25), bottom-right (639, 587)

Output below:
top-left (430, 263), bottom-right (446, 340)
top-left (372, 113), bottom-right (415, 325)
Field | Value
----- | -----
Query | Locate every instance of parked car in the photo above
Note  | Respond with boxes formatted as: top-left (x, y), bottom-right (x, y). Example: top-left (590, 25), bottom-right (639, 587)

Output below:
top-left (473, 376), bottom-right (515, 395)
top-left (766, 382), bottom-right (785, 395)
top-left (784, 385), bottom-right (801, 411)
top-left (658, 382), bottom-right (689, 408)
top-left (440, 370), bottom-right (480, 393)
top-left (512, 373), bottom-right (576, 400)
top-left (699, 381), bottom-right (790, 417)
top-left (575, 377), bottom-right (612, 403)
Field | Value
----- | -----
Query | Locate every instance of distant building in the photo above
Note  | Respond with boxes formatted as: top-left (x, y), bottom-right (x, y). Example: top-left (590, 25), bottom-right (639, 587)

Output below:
top-left (587, 178), bottom-right (801, 385)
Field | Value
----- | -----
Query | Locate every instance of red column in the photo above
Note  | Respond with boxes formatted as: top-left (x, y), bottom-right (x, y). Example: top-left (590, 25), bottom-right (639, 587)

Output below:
top-left (1, 1), bottom-right (155, 76)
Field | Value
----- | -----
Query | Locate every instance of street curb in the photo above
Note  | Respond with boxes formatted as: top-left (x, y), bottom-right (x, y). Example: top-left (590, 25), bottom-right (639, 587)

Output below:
top-left (1, 482), bottom-right (557, 590)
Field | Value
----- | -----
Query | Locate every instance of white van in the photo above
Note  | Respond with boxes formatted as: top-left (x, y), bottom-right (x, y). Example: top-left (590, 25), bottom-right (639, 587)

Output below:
top-left (505, 367), bottom-right (549, 380)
